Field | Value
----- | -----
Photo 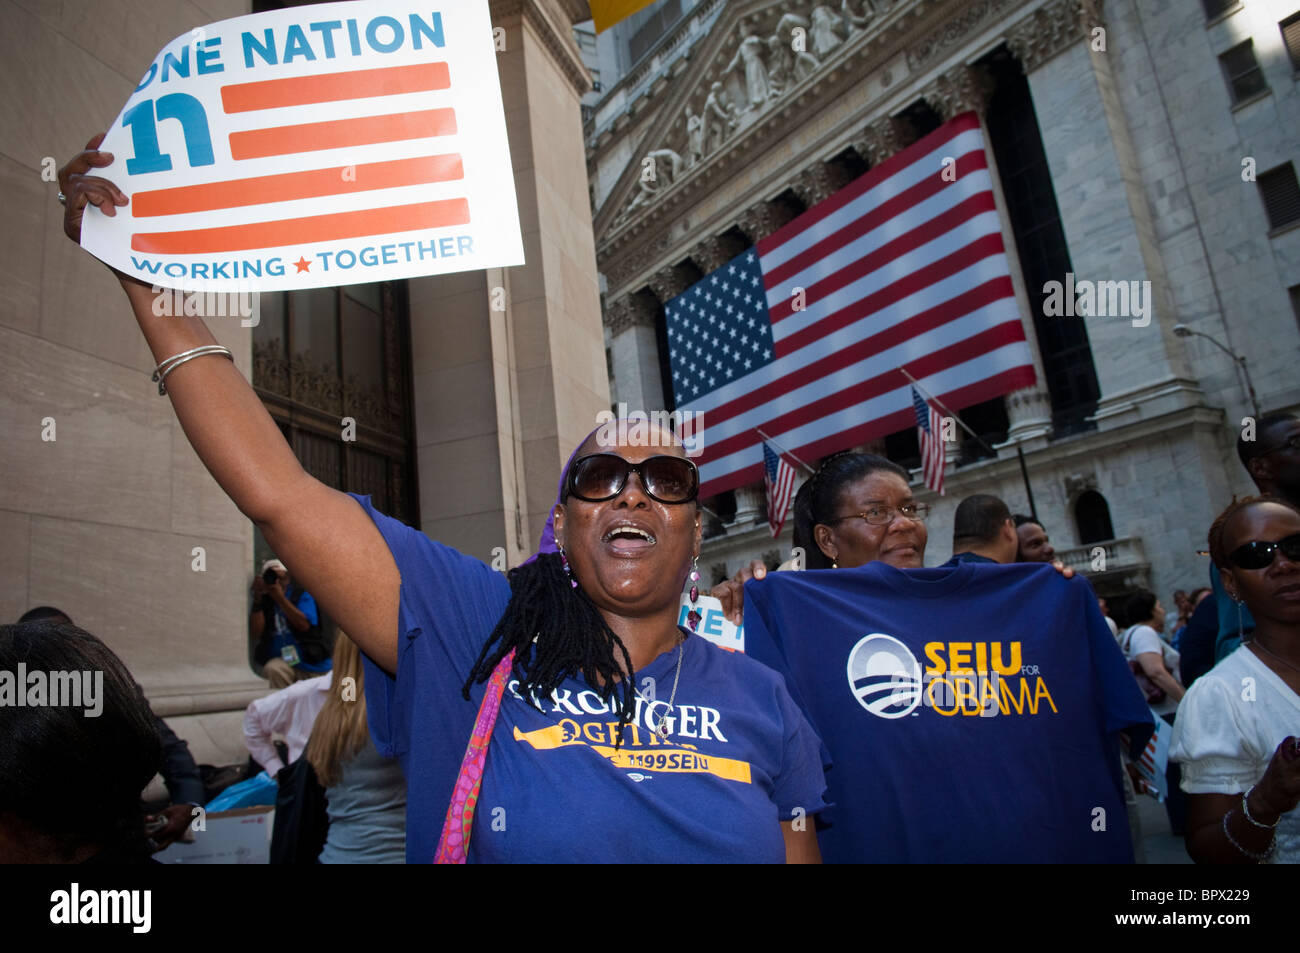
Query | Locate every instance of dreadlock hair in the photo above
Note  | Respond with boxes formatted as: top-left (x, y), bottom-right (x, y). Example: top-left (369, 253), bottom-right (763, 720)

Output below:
top-left (794, 451), bottom-right (911, 567)
top-left (1207, 495), bottom-right (1300, 569)
top-left (462, 550), bottom-right (638, 745)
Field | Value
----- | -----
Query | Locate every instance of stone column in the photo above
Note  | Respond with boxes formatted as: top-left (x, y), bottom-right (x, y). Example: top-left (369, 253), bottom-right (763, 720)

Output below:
top-left (791, 161), bottom-right (856, 207)
top-left (691, 232), bottom-right (749, 274)
top-left (606, 291), bottom-right (665, 412)
top-left (852, 114), bottom-right (917, 167)
top-left (922, 62), bottom-right (1055, 450)
top-left (733, 483), bottom-right (766, 526)
top-left (1006, 0), bottom-right (1198, 427)
top-left (736, 200), bottom-right (799, 244)
top-left (409, 0), bottom-right (610, 567)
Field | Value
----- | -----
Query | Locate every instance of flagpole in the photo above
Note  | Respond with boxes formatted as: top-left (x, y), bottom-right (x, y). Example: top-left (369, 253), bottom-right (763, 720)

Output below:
top-left (754, 428), bottom-right (817, 475)
top-left (896, 365), bottom-right (1039, 521)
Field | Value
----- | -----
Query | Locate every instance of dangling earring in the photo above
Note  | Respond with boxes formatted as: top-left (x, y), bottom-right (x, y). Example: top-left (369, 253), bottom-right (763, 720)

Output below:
top-left (832, 560), bottom-right (839, 569)
top-left (686, 555), bottom-right (702, 632)
top-left (557, 544), bottom-right (578, 589)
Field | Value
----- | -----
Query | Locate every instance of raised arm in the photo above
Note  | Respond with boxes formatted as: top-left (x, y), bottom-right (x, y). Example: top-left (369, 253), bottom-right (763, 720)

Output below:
top-left (60, 136), bottom-right (399, 672)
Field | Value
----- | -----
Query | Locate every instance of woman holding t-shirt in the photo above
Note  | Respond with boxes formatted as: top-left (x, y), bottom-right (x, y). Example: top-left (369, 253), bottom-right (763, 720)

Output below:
top-left (57, 139), bottom-right (826, 863)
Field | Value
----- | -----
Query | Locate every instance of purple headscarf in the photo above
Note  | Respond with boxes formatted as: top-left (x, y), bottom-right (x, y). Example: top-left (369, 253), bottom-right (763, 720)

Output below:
top-left (520, 426), bottom-right (601, 566)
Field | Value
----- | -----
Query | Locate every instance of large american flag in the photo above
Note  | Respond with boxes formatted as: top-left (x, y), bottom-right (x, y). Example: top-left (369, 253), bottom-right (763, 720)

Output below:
top-left (911, 386), bottom-right (946, 495)
top-left (762, 440), bottom-right (797, 537)
top-left (663, 112), bottom-right (1036, 498)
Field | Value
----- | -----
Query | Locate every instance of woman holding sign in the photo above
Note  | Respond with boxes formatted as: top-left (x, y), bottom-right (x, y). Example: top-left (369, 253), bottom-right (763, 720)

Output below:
top-left (58, 139), bottom-right (827, 863)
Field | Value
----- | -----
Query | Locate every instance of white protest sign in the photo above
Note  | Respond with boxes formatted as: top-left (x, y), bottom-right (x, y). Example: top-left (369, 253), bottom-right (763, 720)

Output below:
top-left (81, 0), bottom-right (523, 293)
top-left (1132, 709), bottom-right (1170, 802)
top-left (679, 593), bottom-right (744, 653)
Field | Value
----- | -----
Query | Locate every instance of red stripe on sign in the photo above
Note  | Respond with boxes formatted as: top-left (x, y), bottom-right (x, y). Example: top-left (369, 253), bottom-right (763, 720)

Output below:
top-left (229, 109), bottom-right (457, 160)
top-left (221, 62), bottom-right (451, 113)
top-left (131, 199), bottom-right (470, 254)
top-left (132, 155), bottom-right (464, 217)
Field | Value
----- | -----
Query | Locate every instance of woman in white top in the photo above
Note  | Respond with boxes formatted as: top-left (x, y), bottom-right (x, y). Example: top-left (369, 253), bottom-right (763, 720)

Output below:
top-left (1121, 589), bottom-right (1187, 834)
top-left (1120, 591), bottom-right (1183, 718)
top-left (1171, 496), bottom-right (1300, 863)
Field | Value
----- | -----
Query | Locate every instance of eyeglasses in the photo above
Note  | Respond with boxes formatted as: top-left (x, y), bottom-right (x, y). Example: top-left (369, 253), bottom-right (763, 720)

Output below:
top-left (1258, 434), bottom-right (1300, 457)
top-left (827, 502), bottom-right (930, 526)
top-left (565, 453), bottom-right (699, 505)
top-left (1227, 532), bottom-right (1300, 570)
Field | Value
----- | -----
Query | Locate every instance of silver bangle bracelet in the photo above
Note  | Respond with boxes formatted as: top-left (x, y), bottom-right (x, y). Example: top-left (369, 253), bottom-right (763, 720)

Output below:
top-left (152, 345), bottom-right (234, 395)
top-left (1222, 810), bottom-right (1275, 862)
top-left (1241, 785), bottom-right (1280, 829)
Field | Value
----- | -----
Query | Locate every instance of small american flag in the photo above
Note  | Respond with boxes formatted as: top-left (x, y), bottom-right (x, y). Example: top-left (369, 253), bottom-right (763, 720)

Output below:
top-left (663, 112), bottom-right (1036, 499)
top-left (762, 440), bottom-right (797, 537)
top-left (911, 386), bottom-right (945, 496)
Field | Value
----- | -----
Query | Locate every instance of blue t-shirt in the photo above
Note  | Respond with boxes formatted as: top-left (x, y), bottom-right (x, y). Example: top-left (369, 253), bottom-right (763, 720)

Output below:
top-left (350, 494), bottom-right (828, 863)
top-left (743, 561), bottom-right (1155, 863)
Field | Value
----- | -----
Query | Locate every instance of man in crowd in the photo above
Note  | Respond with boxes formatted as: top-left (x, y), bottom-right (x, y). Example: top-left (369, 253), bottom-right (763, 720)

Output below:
top-left (945, 494), bottom-right (1019, 565)
top-left (1012, 514), bottom-right (1056, 563)
top-left (1209, 412), bottom-right (1300, 661)
top-left (250, 558), bottom-right (331, 688)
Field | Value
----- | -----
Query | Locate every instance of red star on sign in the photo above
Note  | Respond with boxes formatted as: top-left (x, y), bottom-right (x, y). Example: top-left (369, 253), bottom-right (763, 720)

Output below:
top-left (293, 257), bottom-right (311, 273)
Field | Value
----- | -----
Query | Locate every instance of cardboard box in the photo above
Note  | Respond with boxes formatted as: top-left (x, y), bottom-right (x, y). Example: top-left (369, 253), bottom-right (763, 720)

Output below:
top-left (155, 806), bottom-right (275, 864)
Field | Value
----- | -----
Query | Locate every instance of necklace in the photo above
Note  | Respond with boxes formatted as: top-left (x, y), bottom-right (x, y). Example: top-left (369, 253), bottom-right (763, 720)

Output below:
top-left (1250, 636), bottom-right (1300, 676)
top-left (635, 633), bottom-right (686, 744)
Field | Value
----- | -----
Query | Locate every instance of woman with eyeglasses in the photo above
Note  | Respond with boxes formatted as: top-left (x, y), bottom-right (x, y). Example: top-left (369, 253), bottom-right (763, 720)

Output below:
top-left (57, 143), bottom-right (828, 864)
top-left (1171, 496), bottom-right (1300, 863)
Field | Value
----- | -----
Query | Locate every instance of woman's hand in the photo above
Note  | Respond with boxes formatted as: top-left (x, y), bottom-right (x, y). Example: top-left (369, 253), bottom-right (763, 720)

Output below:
top-left (57, 134), bottom-right (128, 243)
top-left (1251, 735), bottom-right (1300, 821)
top-left (1049, 559), bottom-right (1074, 579)
top-left (710, 559), bottom-right (767, 626)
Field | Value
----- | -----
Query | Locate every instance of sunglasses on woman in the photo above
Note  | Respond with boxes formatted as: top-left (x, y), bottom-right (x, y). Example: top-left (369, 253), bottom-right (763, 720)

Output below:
top-left (565, 453), bottom-right (699, 505)
top-left (1227, 533), bottom-right (1300, 570)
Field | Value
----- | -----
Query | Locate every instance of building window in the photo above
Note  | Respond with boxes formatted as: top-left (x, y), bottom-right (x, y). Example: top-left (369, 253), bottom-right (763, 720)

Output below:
top-left (1202, 0), bottom-right (1239, 22)
top-left (1282, 13), bottom-right (1300, 73)
top-left (627, 0), bottom-right (682, 65)
top-left (1258, 163), bottom-right (1300, 231)
top-left (1289, 284), bottom-right (1300, 332)
top-left (1075, 491), bottom-right (1116, 545)
top-left (1219, 40), bottom-right (1269, 105)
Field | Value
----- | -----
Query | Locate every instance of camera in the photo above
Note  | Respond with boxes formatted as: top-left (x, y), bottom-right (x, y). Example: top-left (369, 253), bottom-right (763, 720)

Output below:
top-left (262, 567), bottom-right (280, 585)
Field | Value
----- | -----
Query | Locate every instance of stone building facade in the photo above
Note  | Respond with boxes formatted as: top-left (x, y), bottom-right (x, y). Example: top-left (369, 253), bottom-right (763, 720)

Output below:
top-left (588, 0), bottom-right (1300, 614)
top-left (1, 0), bottom-right (608, 763)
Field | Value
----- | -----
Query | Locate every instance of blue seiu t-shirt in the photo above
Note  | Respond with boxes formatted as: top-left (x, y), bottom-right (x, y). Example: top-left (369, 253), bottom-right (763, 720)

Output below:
top-left (348, 494), bottom-right (828, 864)
top-left (742, 560), bottom-right (1155, 864)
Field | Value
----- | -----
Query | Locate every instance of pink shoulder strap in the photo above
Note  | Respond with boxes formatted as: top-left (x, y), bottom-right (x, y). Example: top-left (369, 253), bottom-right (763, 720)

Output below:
top-left (434, 648), bottom-right (514, 864)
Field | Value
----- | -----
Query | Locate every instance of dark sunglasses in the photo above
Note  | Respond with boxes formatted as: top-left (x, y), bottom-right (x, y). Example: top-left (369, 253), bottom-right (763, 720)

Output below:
top-left (1227, 533), bottom-right (1300, 570)
top-left (565, 453), bottom-right (699, 505)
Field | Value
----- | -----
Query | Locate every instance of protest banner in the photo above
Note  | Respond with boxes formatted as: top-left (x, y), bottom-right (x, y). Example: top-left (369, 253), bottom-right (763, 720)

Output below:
top-left (80, 0), bottom-right (523, 293)
top-left (679, 594), bottom-right (744, 652)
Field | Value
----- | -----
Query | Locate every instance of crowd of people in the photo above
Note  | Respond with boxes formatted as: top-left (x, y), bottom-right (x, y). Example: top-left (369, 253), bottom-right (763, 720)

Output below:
top-left (2, 138), bottom-right (1296, 866)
